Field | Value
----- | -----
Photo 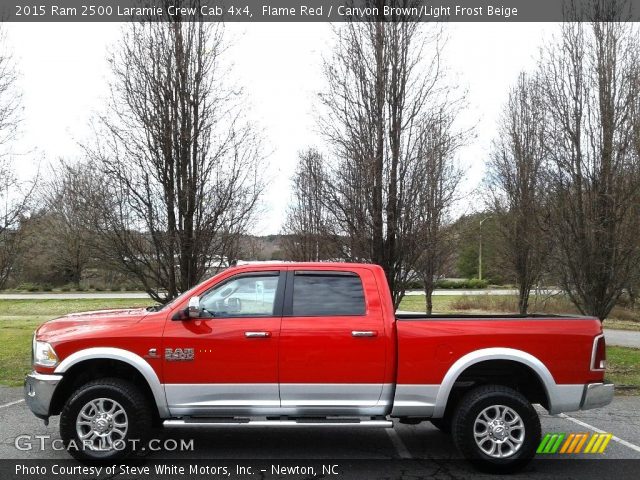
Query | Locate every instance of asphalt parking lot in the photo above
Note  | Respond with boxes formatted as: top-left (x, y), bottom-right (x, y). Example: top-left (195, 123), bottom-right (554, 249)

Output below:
top-left (1, 386), bottom-right (639, 479)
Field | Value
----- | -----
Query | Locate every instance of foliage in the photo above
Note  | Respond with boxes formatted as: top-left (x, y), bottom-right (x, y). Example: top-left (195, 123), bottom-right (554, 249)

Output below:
top-left (435, 278), bottom-right (488, 289)
top-left (452, 214), bottom-right (504, 284)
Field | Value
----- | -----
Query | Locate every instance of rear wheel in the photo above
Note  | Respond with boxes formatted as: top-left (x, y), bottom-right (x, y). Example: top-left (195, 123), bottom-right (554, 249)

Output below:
top-left (451, 385), bottom-right (540, 473)
top-left (60, 378), bottom-right (151, 461)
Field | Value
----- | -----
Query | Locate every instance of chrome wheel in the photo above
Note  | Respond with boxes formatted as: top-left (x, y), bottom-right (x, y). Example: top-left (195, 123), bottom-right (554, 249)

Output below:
top-left (473, 405), bottom-right (525, 458)
top-left (76, 398), bottom-right (128, 451)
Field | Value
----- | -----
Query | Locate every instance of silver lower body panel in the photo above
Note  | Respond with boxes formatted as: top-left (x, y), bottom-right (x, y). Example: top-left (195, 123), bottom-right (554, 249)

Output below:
top-left (390, 384), bottom-right (439, 417)
top-left (164, 418), bottom-right (393, 428)
top-left (165, 383), bottom-right (393, 417)
top-left (164, 381), bottom-right (615, 419)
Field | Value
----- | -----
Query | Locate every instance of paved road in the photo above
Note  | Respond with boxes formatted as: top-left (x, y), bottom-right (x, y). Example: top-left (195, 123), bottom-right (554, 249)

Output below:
top-left (603, 329), bottom-right (640, 348)
top-left (1, 387), bottom-right (639, 479)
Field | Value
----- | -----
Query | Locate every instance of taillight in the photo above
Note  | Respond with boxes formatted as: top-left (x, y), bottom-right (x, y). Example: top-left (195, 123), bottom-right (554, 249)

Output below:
top-left (592, 334), bottom-right (606, 371)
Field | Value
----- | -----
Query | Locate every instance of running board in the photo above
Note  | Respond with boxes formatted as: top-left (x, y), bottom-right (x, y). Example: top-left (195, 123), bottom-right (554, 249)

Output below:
top-left (163, 419), bottom-right (393, 428)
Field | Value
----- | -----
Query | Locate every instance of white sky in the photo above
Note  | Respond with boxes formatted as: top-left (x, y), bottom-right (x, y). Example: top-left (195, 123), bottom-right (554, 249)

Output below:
top-left (4, 22), bottom-right (557, 234)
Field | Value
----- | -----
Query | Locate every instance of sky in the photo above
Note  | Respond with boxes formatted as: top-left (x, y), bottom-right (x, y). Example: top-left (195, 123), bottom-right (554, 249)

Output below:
top-left (4, 21), bottom-right (557, 235)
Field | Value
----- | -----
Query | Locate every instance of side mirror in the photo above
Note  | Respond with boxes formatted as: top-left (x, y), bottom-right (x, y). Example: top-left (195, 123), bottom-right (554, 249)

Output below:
top-left (188, 296), bottom-right (201, 319)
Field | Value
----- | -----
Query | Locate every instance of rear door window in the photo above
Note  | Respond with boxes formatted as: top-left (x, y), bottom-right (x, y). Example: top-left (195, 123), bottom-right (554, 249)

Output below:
top-left (292, 272), bottom-right (366, 316)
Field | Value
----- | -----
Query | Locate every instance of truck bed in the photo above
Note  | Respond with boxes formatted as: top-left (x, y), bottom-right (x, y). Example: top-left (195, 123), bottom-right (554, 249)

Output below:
top-left (394, 313), bottom-right (603, 388)
top-left (396, 313), bottom-right (591, 320)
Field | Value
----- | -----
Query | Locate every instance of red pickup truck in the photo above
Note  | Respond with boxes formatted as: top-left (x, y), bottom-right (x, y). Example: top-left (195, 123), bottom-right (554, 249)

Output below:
top-left (25, 263), bottom-right (613, 471)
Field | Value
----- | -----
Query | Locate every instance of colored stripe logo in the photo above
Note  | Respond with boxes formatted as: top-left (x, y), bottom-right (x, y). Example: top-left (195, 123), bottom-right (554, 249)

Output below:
top-left (537, 432), bottom-right (613, 454)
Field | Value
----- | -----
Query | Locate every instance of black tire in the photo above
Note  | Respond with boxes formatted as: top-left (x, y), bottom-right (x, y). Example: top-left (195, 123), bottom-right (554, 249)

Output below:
top-left (60, 378), bottom-right (152, 461)
top-left (451, 385), bottom-right (540, 474)
top-left (430, 417), bottom-right (452, 434)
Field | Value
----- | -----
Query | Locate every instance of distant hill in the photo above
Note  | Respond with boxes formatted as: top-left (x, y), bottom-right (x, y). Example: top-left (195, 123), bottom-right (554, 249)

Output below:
top-left (238, 234), bottom-right (288, 261)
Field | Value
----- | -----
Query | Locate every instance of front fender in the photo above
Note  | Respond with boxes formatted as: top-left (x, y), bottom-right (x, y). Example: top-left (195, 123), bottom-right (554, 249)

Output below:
top-left (54, 347), bottom-right (169, 418)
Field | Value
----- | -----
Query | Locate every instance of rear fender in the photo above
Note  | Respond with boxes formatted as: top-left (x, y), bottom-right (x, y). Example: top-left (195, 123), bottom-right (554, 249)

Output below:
top-left (433, 347), bottom-right (563, 417)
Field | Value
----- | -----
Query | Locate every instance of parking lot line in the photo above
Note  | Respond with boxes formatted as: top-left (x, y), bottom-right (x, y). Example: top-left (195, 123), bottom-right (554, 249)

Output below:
top-left (386, 428), bottom-right (412, 459)
top-left (558, 413), bottom-right (640, 454)
top-left (0, 399), bottom-right (24, 409)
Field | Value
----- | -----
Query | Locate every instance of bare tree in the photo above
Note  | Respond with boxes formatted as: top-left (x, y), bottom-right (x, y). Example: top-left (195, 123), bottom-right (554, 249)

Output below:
top-left (38, 160), bottom-right (100, 286)
top-left (0, 29), bottom-right (20, 152)
top-left (319, 14), bottom-right (465, 308)
top-left (487, 72), bottom-right (549, 314)
top-left (0, 27), bottom-right (30, 289)
top-left (281, 148), bottom-right (334, 261)
top-left (85, 10), bottom-right (264, 302)
top-left (414, 109), bottom-right (465, 314)
top-left (540, 5), bottom-right (640, 320)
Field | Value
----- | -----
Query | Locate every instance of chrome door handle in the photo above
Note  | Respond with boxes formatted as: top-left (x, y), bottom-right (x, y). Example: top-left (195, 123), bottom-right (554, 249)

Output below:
top-left (352, 330), bottom-right (377, 337)
top-left (245, 331), bottom-right (271, 338)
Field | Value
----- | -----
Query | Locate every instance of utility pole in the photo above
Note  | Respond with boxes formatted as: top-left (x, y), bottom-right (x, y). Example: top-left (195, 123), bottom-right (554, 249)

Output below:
top-left (479, 216), bottom-right (493, 281)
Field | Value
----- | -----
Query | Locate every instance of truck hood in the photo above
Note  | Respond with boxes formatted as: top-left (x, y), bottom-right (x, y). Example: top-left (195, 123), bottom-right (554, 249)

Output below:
top-left (36, 308), bottom-right (150, 340)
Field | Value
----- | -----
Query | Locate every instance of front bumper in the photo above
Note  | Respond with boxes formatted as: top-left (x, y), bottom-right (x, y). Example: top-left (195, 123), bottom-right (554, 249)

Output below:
top-left (24, 371), bottom-right (62, 419)
top-left (581, 382), bottom-right (615, 410)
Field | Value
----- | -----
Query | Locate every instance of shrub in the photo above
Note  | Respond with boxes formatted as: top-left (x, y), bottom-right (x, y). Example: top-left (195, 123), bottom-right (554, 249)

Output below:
top-left (467, 278), bottom-right (489, 289)
top-left (435, 278), bottom-right (488, 289)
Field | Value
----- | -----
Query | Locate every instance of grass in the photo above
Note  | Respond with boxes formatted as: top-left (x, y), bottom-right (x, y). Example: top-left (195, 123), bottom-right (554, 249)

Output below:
top-left (0, 299), bottom-right (153, 387)
top-left (0, 299), bottom-right (153, 316)
top-left (607, 346), bottom-right (640, 394)
top-left (399, 295), bottom-right (463, 313)
top-left (398, 294), bottom-right (640, 328)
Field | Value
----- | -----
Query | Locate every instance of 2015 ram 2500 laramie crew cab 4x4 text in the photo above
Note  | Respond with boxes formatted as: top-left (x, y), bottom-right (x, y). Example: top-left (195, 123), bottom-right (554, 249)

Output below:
top-left (25, 263), bottom-right (613, 472)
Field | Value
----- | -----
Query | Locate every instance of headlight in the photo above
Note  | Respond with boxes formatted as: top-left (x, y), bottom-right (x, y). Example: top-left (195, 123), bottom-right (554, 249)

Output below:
top-left (33, 340), bottom-right (59, 367)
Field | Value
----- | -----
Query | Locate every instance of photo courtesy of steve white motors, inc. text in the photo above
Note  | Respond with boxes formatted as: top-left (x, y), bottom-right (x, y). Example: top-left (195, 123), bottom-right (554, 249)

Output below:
top-left (14, 463), bottom-right (338, 477)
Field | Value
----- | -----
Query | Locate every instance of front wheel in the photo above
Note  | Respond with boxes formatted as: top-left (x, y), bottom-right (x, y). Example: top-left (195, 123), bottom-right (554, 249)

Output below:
top-left (451, 385), bottom-right (540, 473)
top-left (60, 378), bottom-right (152, 461)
